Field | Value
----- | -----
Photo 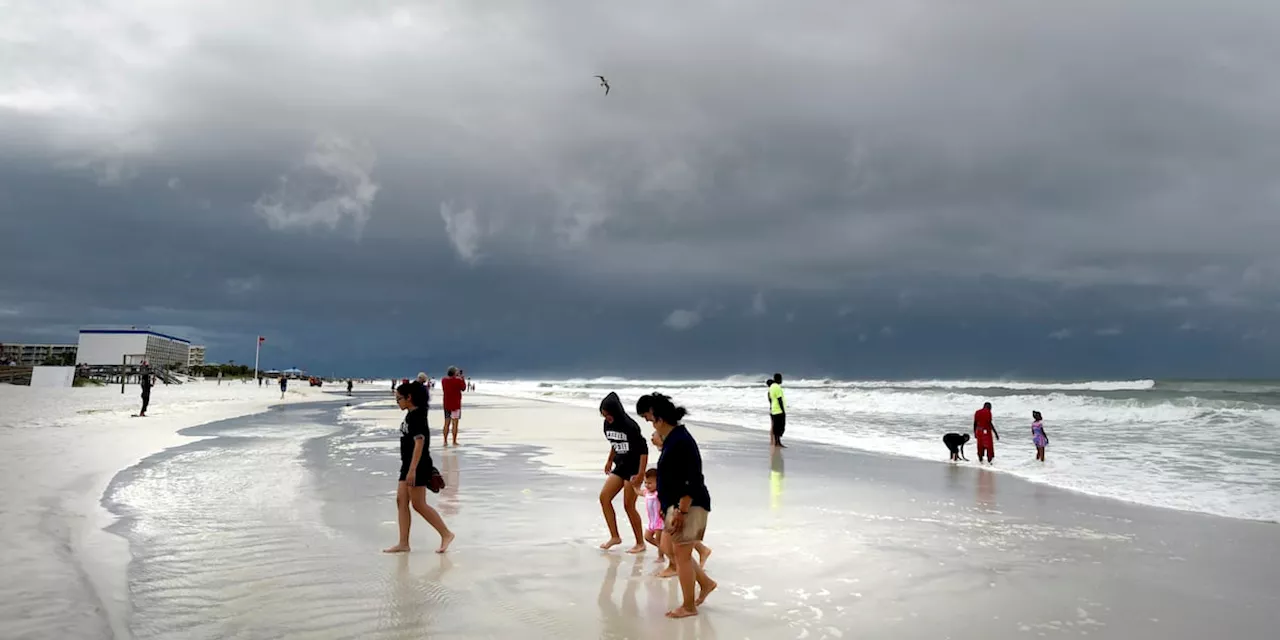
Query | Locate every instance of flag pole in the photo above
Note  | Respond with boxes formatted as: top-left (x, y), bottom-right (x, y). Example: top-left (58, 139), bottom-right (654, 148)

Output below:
top-left (253, 336), bottom-right (261, 383)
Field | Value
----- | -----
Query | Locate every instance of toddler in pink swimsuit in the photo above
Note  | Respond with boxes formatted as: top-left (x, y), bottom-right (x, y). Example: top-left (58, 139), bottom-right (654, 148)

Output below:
top-left (642, 469), bottom-right (666, 563)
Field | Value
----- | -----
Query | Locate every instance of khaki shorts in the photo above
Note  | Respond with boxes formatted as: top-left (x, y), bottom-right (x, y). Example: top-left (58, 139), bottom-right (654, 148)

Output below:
top-left (664, 506), bottom-right (708, 544)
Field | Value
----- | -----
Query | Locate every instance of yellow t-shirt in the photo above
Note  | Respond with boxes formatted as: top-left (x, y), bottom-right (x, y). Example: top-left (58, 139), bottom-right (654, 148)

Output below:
top-left (768, 384), bottom-right (785, 415)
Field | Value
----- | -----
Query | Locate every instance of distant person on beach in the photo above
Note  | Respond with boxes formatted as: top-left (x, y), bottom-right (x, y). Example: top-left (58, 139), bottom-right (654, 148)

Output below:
top-left (768, 373), bottom-right (786, 448)
top-left (598, 392), bottom-right (649, 552)
top-left (1031, 411), bottom-right (1049, 461)
top-left (383, 381), bottom-right (454, 554)
top-left (973, 402), bottom-right (1000, 464)
top-left (416, 372), bottom-right (431, 407)
top-left (139, 367), bottom-right (154, 417)
top-left (441, 367), bottom-right (465, 446)
top-left (943, 433), bottom-right (970, 461)
top-left (279, 376), bottom-right (288, 399)
top-left (637, 392), bottom-right (717, 618)
top-left (347, 379), bottom-right (353, 395)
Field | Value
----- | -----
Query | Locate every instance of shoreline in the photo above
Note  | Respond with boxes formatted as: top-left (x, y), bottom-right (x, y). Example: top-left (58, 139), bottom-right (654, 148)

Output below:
top-left (91, 391), bottom-right (1280, 638)
top-left (483, 389), bottom-right (1280, 525)
top-left (0, 381), bottom-right (357, 640)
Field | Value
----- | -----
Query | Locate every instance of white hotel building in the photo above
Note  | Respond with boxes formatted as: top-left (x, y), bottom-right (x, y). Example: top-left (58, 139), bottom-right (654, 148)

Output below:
top-left (76, 328), bottom-right (193, 367)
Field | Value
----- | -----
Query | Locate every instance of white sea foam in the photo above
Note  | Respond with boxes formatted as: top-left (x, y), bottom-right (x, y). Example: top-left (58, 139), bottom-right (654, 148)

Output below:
top-left (480, 378), bottom-right (1280, 522)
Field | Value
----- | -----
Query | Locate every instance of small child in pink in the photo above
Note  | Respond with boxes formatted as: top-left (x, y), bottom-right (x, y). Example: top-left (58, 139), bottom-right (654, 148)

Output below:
top-left (642, 469), bottom-right (666, 562)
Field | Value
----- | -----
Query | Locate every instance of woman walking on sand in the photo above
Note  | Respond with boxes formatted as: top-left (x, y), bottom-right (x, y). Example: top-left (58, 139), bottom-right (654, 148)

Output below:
top-left (383, 380), bottom-right (455, 554)
top-left (598, 392), bottom-right (649, 552)
top-left (637, 393), bottom-right (717, 618)
top-left (1031, 410), bottom-right (1049, 462)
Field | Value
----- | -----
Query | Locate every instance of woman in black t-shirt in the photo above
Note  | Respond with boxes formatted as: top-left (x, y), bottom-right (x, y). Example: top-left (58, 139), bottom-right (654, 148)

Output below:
top-left (598, 392), bottom-right (649, 553)
top-left (383, 381), bottom-right (455, 554)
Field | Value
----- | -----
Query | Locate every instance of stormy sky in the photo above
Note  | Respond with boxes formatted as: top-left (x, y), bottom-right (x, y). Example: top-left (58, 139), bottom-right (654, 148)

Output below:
top-left (3, 0), bottom-right (1280, 379)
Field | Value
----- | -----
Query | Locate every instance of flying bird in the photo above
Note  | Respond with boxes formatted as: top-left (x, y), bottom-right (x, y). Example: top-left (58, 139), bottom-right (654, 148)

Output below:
top-left (594, 75), bottom-right (610, 96)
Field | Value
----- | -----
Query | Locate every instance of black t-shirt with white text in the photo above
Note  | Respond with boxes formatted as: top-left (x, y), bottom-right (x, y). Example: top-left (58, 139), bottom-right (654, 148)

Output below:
top-left (400, 408), bottom-right (430, 465)
top-left (604, 419), bottom-right (648, 469)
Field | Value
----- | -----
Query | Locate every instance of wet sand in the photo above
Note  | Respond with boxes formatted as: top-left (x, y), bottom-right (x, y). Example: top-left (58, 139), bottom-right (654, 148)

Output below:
top-left (0, 381), bottom-right (334, 640)
top-left (91, 392), bottom-right (1279, 639)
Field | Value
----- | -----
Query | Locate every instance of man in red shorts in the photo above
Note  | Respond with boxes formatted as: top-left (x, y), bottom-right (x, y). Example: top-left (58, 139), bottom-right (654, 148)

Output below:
top-left (973, 402), bottom-right (1001, 464)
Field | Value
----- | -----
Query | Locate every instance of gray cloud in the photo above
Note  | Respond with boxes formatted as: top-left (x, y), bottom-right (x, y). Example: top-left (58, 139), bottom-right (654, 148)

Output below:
top-left (664, 309), bottom-right (702, 331)
top-left (5, 1), bottom-right (1280, 375)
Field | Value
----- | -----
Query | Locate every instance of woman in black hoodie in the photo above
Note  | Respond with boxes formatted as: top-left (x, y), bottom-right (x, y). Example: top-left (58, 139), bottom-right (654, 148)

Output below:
top-left (598, 392), bottom-right (649, 552)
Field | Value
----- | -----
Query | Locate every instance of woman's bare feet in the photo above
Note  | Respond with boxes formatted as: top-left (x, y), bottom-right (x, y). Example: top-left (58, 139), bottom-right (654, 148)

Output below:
top-left (666, 606), bottom-right (698, 618)
top-left (436, 532), bottom-right (455, 554)
top-left (625, 543), bottom-right (646, 554)
top-left (697, 546), bottom-right (712, 568)
top-left (695, 580), bottom-right (717, 605)
top-left (654, 555), bottom-right (667, 564)
top-left (382, 544), bottom-right (410, 554)
top-left (599, 537), bottom-right (622, 550)
top-left (655, 565), bottom-right (677, 578)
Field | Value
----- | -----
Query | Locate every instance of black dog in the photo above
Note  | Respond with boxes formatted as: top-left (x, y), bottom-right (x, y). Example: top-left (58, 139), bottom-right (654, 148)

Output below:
top-left (943, 433), bottom-right (970, 461)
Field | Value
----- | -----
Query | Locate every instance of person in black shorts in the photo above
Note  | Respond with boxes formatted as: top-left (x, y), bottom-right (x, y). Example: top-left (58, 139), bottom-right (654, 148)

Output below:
top-left (383, 380), bottom-right (455, 554)
top-left (598, 392), bottom-right (649, 553)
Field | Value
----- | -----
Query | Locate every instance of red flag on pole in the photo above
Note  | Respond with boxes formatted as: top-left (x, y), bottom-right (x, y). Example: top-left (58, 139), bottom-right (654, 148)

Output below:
top-left (259, 336), bottom-right (265, 343)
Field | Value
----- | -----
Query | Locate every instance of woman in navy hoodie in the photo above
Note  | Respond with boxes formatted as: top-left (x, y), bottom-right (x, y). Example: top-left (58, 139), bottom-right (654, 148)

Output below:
top-left (598, 392), bottom-right (649, 553)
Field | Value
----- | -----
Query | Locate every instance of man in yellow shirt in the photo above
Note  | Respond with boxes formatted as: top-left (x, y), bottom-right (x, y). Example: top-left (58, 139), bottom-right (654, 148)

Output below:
top-left (768, 373), bottom-right (786, 448)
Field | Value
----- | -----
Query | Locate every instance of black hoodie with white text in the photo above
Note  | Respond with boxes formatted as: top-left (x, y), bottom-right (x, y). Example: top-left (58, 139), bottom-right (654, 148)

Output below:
top-left (599, 392), bottom-right (649, 468)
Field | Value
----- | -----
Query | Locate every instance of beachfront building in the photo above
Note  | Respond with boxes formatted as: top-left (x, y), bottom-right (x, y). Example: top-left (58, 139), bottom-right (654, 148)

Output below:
top-left (0, 342), bottom-right (77, 366)
top-left (188, 345), bottom-right (206, 368)
top-left (76, 327), bottom-right (192, 367)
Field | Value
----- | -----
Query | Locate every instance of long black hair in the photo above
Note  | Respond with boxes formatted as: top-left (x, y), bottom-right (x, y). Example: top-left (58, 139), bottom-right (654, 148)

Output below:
top-left (396, 380), bottom-right (429, 409)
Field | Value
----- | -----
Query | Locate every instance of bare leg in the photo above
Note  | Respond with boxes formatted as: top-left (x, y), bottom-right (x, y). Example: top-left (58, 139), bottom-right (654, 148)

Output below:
top-left (450, 418), bottom-right (459, 445)
top-left (656, 531), bottom-right (677, 577)
top-left (694, 542), bottom-right (712, 568)
top-left (441, 422), bottom-right (450, 448)
top-left (598, 474), bottom-right (624, 549)
top-left (645, 530), bottom-right (665, 561)
top-left (409, 487), bottom-right (454, 553)
top-left (622, 482), bottom-right (645, 553)
top-left (667, 542), bottom-right (700, 618)
top-left (383, 482), bottom-right (412, 553)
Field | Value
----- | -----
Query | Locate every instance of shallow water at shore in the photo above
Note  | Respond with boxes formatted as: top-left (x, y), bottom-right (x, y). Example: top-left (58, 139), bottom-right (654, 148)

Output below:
top-left (92, 394), bottom-right (1280, 638)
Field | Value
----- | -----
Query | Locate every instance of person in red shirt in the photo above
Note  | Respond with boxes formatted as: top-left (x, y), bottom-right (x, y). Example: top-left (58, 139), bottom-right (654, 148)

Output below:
top-left (441, 366), bottom-right (466, 447)
top-left (973, 402), bottom-right (1001, 464)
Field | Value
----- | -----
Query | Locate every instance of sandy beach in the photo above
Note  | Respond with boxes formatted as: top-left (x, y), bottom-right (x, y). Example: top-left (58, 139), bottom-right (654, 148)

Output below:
top-left (0, 380), bottom-right (347, 639)
top-left (3, 386), bottom-right (1278, 638)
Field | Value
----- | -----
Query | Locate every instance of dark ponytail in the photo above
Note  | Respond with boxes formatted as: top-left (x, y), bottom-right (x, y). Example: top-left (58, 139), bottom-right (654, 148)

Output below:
top-left (647, 392), bottom-right (688, 426)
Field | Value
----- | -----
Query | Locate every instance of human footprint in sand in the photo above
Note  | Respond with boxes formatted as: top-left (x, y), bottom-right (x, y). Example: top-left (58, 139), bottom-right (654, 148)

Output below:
top-left (598, 392), bottom-right (649, 553)
top-left (383, 381), bottom-right (455, 554)
top-left (638, 393), bottom-right (717, 618)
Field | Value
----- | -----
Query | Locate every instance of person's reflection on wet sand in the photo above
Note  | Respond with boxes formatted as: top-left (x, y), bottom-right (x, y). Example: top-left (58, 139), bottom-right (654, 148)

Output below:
top-left (770, 448), bottom-right (785, 511)
top-left (437, 450), bottom-right (460, 517)
top-left (673, 604), bottom-right (720, 640)
top-left (945, 461), bottom-right (962, 491)
top-left (976, 468), bottom-right (996, 508)
top-left (597, 554), bottom-right (641, 628)
top-left (387, 553), bottom-right (454, 631)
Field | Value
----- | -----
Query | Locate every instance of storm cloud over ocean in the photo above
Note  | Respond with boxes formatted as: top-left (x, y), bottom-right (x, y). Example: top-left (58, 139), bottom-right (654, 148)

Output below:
top-left (4, 1), bottom-right (1280, 377)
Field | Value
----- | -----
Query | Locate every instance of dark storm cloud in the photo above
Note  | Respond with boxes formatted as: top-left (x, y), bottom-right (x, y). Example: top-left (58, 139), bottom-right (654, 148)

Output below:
top-left (4, 0), bottom-right (1280, 376)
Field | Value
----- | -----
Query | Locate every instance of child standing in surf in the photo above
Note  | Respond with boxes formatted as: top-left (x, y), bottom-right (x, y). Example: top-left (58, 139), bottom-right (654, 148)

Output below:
top-left (1031, 411), bottom-right (1049, 461)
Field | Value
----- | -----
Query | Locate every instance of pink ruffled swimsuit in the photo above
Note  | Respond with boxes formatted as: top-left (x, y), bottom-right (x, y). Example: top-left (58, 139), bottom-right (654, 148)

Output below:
top-left (643, 489), bottom-right (664, 532)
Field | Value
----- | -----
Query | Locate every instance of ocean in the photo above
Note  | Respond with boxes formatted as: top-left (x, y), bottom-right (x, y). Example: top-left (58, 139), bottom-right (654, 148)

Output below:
top-left (481, 377), bottom-right (1280, 523)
